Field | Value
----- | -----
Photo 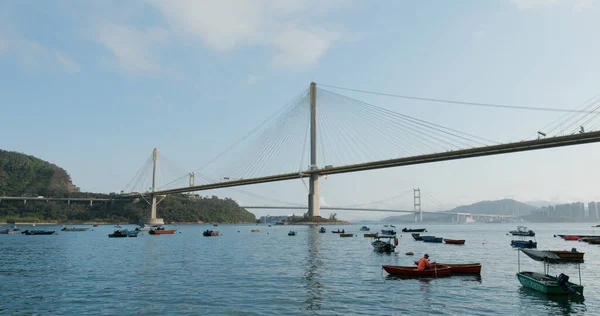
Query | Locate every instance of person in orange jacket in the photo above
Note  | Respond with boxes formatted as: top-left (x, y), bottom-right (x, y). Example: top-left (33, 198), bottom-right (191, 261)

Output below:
top-left (417, 254), bottom-right (433, 270)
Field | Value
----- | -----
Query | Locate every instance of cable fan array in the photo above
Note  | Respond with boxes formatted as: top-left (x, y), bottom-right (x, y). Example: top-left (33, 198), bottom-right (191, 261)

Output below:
top-left (535, 92), bottom-right (600, 138)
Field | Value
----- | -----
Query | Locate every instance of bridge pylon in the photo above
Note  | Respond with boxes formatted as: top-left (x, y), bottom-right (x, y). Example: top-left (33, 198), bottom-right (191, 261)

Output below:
top-left (308, 82), bottom-right (320, 218)
top-left (148, 148), bottom-right (164, 225)
top-left (413, 188), bottom-right (422, 222)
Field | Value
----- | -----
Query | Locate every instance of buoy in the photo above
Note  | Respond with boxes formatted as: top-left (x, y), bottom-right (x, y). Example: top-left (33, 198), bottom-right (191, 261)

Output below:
top-left (406, 251), bottom-right (414, 256)
top-left (394, 237), bottom-right (399, 246)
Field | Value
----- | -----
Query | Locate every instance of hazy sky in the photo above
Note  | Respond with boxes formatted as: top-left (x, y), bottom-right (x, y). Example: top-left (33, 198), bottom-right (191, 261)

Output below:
top-left (2, 0), bottom-right (600, 220)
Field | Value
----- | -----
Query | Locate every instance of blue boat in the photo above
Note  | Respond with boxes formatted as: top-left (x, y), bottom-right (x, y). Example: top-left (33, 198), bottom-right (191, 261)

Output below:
top-left (422, 236), bottom-right (443, 243)
top-left (511, 240), bottom-right (537, 248)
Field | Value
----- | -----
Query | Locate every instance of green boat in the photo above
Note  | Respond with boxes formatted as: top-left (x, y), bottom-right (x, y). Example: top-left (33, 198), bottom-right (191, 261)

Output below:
top-left (517, 249), bottom-right (584, 296)
top-left (516, 272), bottom-right (583, 295)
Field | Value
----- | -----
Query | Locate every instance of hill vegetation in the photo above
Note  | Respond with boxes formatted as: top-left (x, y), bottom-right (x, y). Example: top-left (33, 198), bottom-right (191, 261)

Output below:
top-left (382, 199), bottom-right (537, 223)
top-left (0, 150), bottom-right (256, 224)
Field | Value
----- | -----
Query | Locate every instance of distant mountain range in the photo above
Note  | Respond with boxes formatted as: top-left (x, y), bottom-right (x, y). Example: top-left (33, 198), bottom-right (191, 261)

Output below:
top-left (382, 198), bottom-right (537, 222)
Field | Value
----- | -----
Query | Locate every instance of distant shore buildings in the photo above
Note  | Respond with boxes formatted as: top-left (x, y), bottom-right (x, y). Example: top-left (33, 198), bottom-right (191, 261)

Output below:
top-left (530, 201), bottom-right (600, 221)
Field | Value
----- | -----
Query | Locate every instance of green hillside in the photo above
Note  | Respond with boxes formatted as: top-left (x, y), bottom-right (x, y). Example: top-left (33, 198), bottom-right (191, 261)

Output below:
top-left (0, 150), bottom-right (256, 224)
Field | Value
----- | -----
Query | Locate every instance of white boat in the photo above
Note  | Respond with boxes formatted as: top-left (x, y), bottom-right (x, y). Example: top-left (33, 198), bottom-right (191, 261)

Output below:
top-left (135, 224), bottom-right (151, 231)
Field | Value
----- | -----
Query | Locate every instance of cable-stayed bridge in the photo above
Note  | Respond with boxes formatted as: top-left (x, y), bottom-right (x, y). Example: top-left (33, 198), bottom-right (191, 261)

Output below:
top-left (115, 83), bottom-right (600, 224)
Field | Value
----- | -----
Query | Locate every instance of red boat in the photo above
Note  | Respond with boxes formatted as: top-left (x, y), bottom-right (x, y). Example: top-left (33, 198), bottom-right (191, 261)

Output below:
top-left (149, 229), bottom-right (176, 235)
top-left (443, 239), bottom-right (465, 245)
top-left (436, 263), bottom-right (481, 274)
top-left (563, 235), bottom-right (580, 241)
top-left (382, 265), bottom-right (452, 277)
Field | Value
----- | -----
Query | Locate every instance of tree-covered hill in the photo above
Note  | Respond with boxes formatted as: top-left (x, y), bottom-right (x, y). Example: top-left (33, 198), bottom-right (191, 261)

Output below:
top-left (0, 150), bottom-right (256, 223)
top-left (0, 149), bottom-right (78, 196)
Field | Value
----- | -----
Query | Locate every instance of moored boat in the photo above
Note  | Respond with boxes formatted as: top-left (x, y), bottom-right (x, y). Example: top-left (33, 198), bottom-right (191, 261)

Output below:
top-left (0, 228), bottom-right (22, 234)
top-left (332, 229), bottom-right (345, 234)
top-left (135, 224), bottom-right (151, 231)
top-left (22, 230), bottom-right (56, 235)
top-left (412, 233), bottom-right (423, 241)
top-left (251, 229), bottom-right (260, 232)
top-left (422, 236), bottom-right (443, 243)
top-left (108, 229), bottom-right (139, 238)
top-left (288, 231), bottom-right (297, 236)
top-left (359, 226), bottom-right (370, 231)
top-left (364, 233), bottom-right (378, 237)
top-left (340, 233), bottom-right (353, 237)
top-left (372, 236), bottom-right (397, 253)
top-left (382, 265), bottom-right (452, 277)
top-left (402, 228), bottom-right (426, 233)
top-left (381, 229), bottom-right (396, 235)
top-left (510, 226), bottom-right (535, 237)
top-left (511, 240), bottom-right (537, 248)
top-left (443, 239), bottom-right (465, 245)
top-left (203, 230), bottom-right (219, 236)
top-left (319, 227), bottom-right (326, 233)
top-left (517, 272), bottom-right (583, 295)
top-left (61, 227), bottom-right (89, 232)
top-left (550, 250), bottom-right (584, 263)
top-left (148, 225), bottom-right (176, 235)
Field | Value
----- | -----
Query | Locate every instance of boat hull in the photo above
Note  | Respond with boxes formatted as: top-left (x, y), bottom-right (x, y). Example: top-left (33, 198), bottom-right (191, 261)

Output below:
top-left (383, 265), bottom-right (451, 277)
top-left (550, 250), bottom-right (584, 263)
top-left (511, 240), bottom-right (537, 248)
top-left (364, 233), bottom-right (378, 237)
top-left (422, 236), bottom-right (443, 243)
top-left (402, 228), bottom-right (426, 232)
top-left (517, 272), bottom-right (583, 295)
top-left (340, 233), bottom-right (353, 237)
top-left (436, 263), bottom-right (481, 274)
top-left (443, 239), bottom-right (465, 245)
top-left (22, 230), bottom-right (56, 235)
top-left (61, 228), bottom-right (89, 232)
top-left (149, 230), bottom-right (176, 235)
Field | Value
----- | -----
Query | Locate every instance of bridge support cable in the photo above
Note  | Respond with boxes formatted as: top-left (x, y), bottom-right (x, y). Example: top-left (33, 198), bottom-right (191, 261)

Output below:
top-left (122, 153), bottom-right (152, 193)
top-left (125, 154), bottom-right (154, 193)
top-left (324, 89), bottom-right (493, 148)
top-left (337, 189), bottom-right (413, 208)
top-left (316, 89), bottom-right (497, 167)
top-left (538, 93), bottom-right (600, 137)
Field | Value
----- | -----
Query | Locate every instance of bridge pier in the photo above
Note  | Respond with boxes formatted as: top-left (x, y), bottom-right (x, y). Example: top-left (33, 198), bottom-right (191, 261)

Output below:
top-left (148, 148), bottom-right (164, 225)
top-left (308, 82), bottom-right (320, 218)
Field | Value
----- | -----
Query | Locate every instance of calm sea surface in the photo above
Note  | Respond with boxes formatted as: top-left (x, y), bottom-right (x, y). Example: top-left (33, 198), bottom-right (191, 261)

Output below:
top-left (1, 222), bottom-right (599, 315)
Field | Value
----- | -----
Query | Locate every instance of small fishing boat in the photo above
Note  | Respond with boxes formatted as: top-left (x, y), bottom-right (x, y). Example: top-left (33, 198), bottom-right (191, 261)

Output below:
top-left (382, 265), bottom-right (452, 277)
top-left (372, 236), bottom-right (398, 253)
top-left (0, 228), bottom-right (22, 234)
top-left (412, 233), bottom-right (423, 241)
top-left (251, 229), bottom-right (260, 233)
top-left (332, 229), bottom-right (345, 234)
top-left (319, 227), bottom-right (326, 233)
top-left (213, 223), bottom-right (219, 227)
top-left (562, 235), bottom-right (580, 241)
top-left (135, 224), bottom-right (151, 231)
top-left (203, 230), bottom-right (219, 236)
top-left (148, 225), bottom-right (176, 235)
top-left (422, 236), bottom-right (443, 243)
top-left (511, 240), bottom-right (537, 248)
top-left (340, 233), bottom-right (353, 237)
top-left (359, 226), bottom-right (370, 231)
top-left (510, 226), bottom-right (535, 237)
top-left (108, 229), bottom-right (139, 238)
top-left (443, 239), bottom-right (465, 245)
top-left (402, 228), bottom-right (427, 233)
top-left (587, 239), bottom-right (600, 244)
top-left (93, 224), bottom-right (99, 227)
top-left (517, 249), bottom-right (584, 296)
top-left (61, 227), bottom-right (89, 232)
top-left (288, 231), bottom-right (297, 236)
top-left (381, 229), bottom-right (396, 235)
top-left (364, 233), bottom-right (378, 237)
top-left (22, 230), bottom-right (56, 235)
top-left (550, 249), bottom-right (584, 263)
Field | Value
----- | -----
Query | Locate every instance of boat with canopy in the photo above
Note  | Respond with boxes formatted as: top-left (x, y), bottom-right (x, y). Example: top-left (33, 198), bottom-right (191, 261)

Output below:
top-left (516, 249), bottom-right (584, 296)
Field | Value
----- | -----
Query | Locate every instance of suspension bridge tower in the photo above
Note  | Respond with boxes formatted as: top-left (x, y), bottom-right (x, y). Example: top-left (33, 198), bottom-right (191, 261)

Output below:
top-left (413, 188), bottom-right (422, 222)
top-left (308, 82), bottom-right (320, 218)
top-left (148, 148), bottom-right (165, 225)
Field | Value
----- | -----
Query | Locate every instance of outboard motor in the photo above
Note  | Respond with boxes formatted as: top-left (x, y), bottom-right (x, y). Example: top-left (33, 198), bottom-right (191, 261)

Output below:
top-left (557, 273), bottom-right (576, 294)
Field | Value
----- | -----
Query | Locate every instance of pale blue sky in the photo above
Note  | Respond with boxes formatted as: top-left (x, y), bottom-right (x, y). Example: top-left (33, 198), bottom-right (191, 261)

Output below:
top-left (2, 0), bottom-right (600, 220)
